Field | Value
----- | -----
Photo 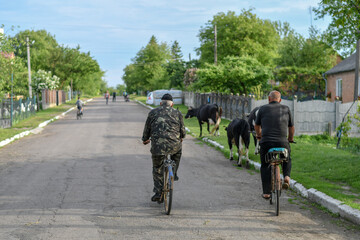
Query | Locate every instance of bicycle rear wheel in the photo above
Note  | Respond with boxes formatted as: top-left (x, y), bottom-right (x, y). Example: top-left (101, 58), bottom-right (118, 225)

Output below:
top-left (163, 166), bottom-right (173, 215)
top-left (270, 165), bottom-right (274, 205)
top-left (274, 166), bottom-right (280, 216)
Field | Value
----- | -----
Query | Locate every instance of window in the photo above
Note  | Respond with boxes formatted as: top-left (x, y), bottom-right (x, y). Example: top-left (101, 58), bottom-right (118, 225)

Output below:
top-left (336, 78), bottom-right (342, 97)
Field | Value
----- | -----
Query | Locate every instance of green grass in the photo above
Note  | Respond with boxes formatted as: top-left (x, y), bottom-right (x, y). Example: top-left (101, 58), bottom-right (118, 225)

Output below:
top-left (0, 97), bottom-right (93, 142)
top-left (0, 129), bottom-right (26, 141)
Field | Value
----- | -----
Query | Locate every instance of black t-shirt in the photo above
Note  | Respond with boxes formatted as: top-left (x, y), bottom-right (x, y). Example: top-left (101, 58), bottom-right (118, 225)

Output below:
top-left (255, 101), bottom-right (294, 143)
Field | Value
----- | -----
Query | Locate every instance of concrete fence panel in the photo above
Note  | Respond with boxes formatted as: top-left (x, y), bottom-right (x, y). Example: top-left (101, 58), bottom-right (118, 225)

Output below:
top-left (183, 91), bottom-right (360, 136)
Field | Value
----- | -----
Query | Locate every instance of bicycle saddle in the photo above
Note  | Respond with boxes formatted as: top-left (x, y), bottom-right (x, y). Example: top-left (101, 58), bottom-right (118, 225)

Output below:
top-left (268, 148), bottom-right (288, 158)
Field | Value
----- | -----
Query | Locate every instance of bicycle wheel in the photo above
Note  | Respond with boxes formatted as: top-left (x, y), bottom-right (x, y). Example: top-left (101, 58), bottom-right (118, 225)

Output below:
top-left (76, 111), bottom-right (79, 120)
top-left (163, 166), bottom-right (173, 215)
top-left (270, 165), bottom-right (274, 205)
top-left (274, 165), bottom-right (280, 216)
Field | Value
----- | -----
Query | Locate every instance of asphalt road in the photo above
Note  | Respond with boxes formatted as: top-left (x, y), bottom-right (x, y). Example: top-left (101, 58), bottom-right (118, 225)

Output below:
top-left (0, 98), bottom-right (359, 240)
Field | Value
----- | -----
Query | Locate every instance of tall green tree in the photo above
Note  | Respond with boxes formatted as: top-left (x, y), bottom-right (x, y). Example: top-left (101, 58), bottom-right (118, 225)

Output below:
top-left (276, 26), bottom-right (336, 70)
top-left (164, 41), bottom-right (186, 89)
top-left (13, 30), bottom-right (105, 95)
top-left (274, 26), bottom-right (337, 98)
top-left (55, 46), bottom-right (105, 95)
top-left (196, 9), bottom-right (279, 66)
top-left (14, 30), bottom-right (61, 73)
top-left (194, 56), bottom-right (272, 94)
top-left (0, 26), bottom-right (28, 97)
top-left (123, 35), bottom-right (171, 92)
top-left (314, 0), bottom-right (360, 56)
top-left (171, 40), bottom-right (183, 60)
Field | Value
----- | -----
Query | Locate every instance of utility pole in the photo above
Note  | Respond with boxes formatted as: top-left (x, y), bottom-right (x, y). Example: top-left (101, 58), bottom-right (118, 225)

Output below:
top-left (26, 36), bottom-right (32, 98)
top-left (189, 53), bottom-right (191, 62)
top-left (71, 79), bottom-right (73, 99)
top-left (355, 38), bottom-right (360, 101)
top-left (10, 63), bottom-right (13, 127)
top-left (214, 24), bottom-right (217, 65)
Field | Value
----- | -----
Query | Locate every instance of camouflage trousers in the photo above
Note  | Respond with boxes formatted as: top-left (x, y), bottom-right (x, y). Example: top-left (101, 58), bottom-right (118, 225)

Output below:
top-left (152, 149), bottom-right (182, 194)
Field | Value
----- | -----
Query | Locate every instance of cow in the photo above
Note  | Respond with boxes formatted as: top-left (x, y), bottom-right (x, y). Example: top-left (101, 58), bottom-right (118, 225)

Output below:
top-left (247, 107), bottom-right (260, 155)
top-left (185, 104), bottom-right (222, 137)
top-left (225, 118), bottom-right (250, 168)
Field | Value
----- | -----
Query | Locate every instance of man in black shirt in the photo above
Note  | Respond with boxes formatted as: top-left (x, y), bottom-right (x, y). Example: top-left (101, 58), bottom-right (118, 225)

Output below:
top-left (254, 91), bottom-right (295, 199)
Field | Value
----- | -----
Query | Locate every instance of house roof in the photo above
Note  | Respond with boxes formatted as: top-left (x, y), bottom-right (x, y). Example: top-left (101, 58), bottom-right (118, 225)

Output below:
top-left (325, 53), bottom-right (356, 75)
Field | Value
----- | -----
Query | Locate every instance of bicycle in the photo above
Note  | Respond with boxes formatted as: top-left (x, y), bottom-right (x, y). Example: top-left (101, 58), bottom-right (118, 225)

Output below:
top-left (161, 156), bottom-right (176, 215)
top-left (76, 109), bottom-right (82, 120)
top-left (265, 147), bottom-right (290, 216)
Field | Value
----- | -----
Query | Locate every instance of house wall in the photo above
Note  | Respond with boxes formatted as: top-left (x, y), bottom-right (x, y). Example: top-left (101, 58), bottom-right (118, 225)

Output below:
top-left (327, 71), bottom-right (356, 103)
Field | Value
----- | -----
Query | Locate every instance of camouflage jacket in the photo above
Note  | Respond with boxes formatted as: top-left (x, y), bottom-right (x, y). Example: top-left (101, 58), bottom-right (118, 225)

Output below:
top-left (142, 105), bottom-right (186, 155)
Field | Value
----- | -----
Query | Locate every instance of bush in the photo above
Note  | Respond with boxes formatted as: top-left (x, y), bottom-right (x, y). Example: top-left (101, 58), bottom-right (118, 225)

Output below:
top-left (297, 134), bottom-right (336, 145)
top-left (340, 137), bottom-right (360, 153)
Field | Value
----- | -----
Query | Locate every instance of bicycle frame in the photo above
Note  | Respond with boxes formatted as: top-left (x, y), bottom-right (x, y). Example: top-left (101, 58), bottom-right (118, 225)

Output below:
top-left (164, 158), bottom-right (175, 190)
top-left (266, 148), bottom-right (289, 216)
top-left (163, 157), bottom-right (176, 215)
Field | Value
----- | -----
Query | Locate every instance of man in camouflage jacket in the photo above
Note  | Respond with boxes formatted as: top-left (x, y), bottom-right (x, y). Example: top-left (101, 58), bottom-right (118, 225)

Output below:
top-left (142, 94), bottom-right (186, 202)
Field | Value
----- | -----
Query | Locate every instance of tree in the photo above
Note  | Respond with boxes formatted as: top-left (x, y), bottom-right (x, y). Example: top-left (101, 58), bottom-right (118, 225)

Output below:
top-left (123, 35), bottom-right (171, 92)
top-left (0, 26), bottom-right (28, 97)
top-left (196, 9), bottom-right (279, 66)
top-left (274, 25), bottom-right (337, 98)
top-left (164, 61), bottom-right (186, 89)
top-left (31, 69), bottom-right (59, 93)
top-left (314, 1), bottom-right (360, 57)
top-left (171, 40), bottom-right (183, 60)
top-left (116, 84), bottom-right (126, 94)
top-left (164, 41), bottom-right (186, 89)
top-left (194, 56), bottom-right (272, 94)
top-left (14, 30), bottom-right (61, 73)
top-left (276, 27), bottom-right (337, 70)
top-left (14, 30), bottom-right (105, 96)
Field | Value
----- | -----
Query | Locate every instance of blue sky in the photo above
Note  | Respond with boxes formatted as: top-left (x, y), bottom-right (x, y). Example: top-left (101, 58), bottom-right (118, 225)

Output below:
top-left (0, 0), bottom-right (330, 87)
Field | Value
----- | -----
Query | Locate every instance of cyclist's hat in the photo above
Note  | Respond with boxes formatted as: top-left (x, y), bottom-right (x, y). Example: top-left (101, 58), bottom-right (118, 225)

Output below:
top-left (161, 93), bottom-right (173, 101)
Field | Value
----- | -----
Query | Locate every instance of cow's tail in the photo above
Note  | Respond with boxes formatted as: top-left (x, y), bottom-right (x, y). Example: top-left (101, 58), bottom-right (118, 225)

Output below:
top-left (210, 106), bottom-right (222, 134)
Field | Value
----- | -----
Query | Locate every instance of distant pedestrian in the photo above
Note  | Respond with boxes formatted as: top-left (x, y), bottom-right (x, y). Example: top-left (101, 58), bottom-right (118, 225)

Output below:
top-left (105, 91), bottom-right (110, 104)
top-left (112, 92), bottom-right (116, 102)
top-left (75, 96), bottom-right (84, 115)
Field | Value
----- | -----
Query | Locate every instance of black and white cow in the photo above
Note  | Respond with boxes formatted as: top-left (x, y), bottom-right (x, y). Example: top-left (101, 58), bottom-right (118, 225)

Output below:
top-left (185, 104), bottom-right (222, 137)
top-left (226, 118), bottom-right (250, 168)
top-left (247, 107), bottom-right (260, 155)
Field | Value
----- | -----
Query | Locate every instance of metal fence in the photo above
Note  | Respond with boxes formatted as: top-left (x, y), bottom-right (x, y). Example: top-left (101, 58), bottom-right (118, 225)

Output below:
top-left (184, 92), bottom-right (251, 119)
top-left (0, 97), bottom-right (37, 128)
top-left (183, 91), bottom-right (360, 137)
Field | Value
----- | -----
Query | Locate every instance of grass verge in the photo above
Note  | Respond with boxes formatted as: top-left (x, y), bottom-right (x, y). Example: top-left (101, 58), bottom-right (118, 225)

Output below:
top-left (0, 97), bottom-right (93, 142)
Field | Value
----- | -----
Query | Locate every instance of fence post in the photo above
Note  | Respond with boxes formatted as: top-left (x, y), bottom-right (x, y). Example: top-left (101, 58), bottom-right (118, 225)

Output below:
top-left (335, 100), bottom-right (341, 130)
top-left (293, 95), bottom-right (298, 136)
top-left (18, 98), bottom-right (22, 121)
top-left (250, 95), bottom-right (255, 112)
top-left (26, 97), bottom-right (29, 118)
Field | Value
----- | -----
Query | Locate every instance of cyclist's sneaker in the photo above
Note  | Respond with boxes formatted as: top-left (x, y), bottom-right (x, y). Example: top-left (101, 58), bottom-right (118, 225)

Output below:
top-left (174, 174), bottom-right (179, 181)
top-left (151, 192), bottom-right (162, 202)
